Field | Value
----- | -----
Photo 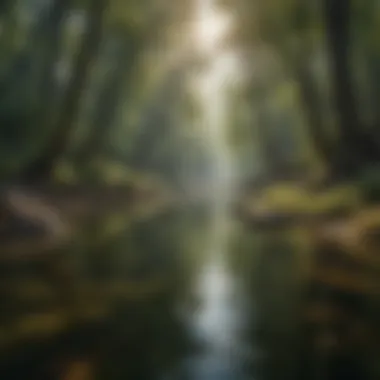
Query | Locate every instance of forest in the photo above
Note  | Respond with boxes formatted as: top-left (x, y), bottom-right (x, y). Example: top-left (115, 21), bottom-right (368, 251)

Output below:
top-left (0, 0), bottom-right (379, 379)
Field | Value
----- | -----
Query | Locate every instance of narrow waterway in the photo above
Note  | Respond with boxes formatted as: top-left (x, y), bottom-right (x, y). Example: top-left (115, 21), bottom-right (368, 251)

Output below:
top-left (175, 1), bottom-right (255, 378)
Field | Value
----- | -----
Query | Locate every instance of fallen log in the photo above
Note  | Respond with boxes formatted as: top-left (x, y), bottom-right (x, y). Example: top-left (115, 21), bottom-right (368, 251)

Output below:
top-left (0, 183), bottom-right (174, 260)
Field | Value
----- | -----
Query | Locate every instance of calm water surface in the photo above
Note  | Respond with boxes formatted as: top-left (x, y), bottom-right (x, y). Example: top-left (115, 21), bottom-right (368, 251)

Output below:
top-left (96, 206), bottom-right (299, 380)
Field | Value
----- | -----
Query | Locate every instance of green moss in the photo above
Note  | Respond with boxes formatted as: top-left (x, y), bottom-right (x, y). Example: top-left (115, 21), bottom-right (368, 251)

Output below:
top-left (248, 183), bottom-right (361, 216)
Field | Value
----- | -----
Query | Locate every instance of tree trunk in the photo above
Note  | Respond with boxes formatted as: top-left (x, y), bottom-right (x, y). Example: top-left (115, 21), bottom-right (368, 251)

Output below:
top-left (294, 59), bottom-right (335, 165)
top-left (0, 2), bottom-right (19, 76)
top-left (255, 103), bottom-right (282, 179)
top-left (324, 0), bottom-right (380, 175)
top-left (21, 0), bottom-right (107, 183)
top-left (264, 0), bottom-right (336, 180)
top-left (76, 32), bottom-right (137, 166)
top-left (37, 0), bottom-right (68, 111)
top-left (367, 52), bottom-right (380, 140)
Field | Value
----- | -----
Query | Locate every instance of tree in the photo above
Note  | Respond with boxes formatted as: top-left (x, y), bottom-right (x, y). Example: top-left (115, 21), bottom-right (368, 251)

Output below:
top-left (323, 0), bottom-right (380, 176)
top-left (249, 0), bottom-right (380, 180)
top-left (21, 0), bottom-right (108, 182)
top-left (35, 0), bottom-right (69, 112)
top-left (75, 29), bottom-right (139, 168)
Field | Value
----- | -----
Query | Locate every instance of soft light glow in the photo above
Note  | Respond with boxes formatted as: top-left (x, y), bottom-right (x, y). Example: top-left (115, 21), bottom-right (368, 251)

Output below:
top-left (193, 0), bottom-right (232, 54)
top-left (179, 1), bottom-right (255, 378)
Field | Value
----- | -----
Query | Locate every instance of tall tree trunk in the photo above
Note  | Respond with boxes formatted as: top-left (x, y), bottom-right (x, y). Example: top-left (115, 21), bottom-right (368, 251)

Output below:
top-left (255, 103), bottom-right (281, 179)
top-left (324, 0), bottom-right (380, 175)
top-left (76, 33), bottom-right (137, 166)
top-left (36, 0), bottom-right (68, 110)
top-left (266, 0), bottom-right (335, 179)
top-left (367, 52), bottom-right (380, 139)
top-left (0, 2), bottom-right (19, 76)
top-left (21, 0), bottom-right (107, 183)
top-left (294, 59), bottom-right (335, 166)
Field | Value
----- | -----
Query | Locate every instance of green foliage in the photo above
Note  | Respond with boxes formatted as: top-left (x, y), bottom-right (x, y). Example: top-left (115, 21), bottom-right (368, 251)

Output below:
top-left (357, 166), bottom-right (380, 203)
top-left (0, 0), bottom-right (378, 188)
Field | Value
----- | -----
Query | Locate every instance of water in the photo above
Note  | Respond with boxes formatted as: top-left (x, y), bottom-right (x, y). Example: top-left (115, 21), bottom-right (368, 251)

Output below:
top-left (184, 256), bottom-right (253, 380)
top-left (168, 1), bottom-right (255, 378)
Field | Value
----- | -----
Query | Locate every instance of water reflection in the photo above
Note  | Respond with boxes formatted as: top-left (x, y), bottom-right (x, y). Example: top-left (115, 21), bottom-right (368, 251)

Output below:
top-left (183, 255), bottom-right (254, 380)
top-left (96, 205), bottom-right (258, 380)
top-left (0, 202), bottom-right (303, 380)
top-left (1, 197), bottom-right (376, 380)
top-left (0, 199), bottom-right (340, 380)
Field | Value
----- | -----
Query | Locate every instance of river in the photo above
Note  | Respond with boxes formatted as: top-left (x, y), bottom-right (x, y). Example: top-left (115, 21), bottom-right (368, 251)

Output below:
top-left (82, 204), bottom-right (300, 380)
